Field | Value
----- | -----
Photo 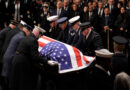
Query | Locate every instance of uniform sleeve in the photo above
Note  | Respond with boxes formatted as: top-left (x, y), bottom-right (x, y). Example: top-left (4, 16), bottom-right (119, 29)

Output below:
top-left (30, 39), bottom-right (47, 64)
top-left (0, 29), bottom-right (8, 40)
top-left (93, 34), bottom-right (104, 50)
top-left (0, 29), bottom-right (9, 52)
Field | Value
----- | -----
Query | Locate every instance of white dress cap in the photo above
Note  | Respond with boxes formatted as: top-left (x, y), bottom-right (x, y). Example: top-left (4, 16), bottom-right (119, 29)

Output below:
top-left (69, 16), bottom-right (80, 24)
top-left (47, 15), bottom-right (58, 22)
top-left (95, 49), bottom-right (114, 58)
top-left (34, 25), bottom-right (46, 33)
top-left (20, 20), bottom-right (27, 25)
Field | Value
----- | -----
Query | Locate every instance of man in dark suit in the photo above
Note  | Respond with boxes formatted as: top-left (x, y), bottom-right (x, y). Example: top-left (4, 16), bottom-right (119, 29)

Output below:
top-left (97, 1), bottom-right (104, 17)
top-left (51, 1), bottom-right (68, 18)
top-left (79, 22), bottom-right (104, 56)
top-left (88, 5), bottom-right (98, 32)
top-left (83, 49), bottom-right (113, 90)
top-left (112, 36), bottom-right (128, 79)
top-left (93, 1), bottom-right (104, 33)
top-left (63, 0), bottom-right (71, 12)
top-left (101, 7), bottom-right (114, 49)
top-left (10, 26), bottom-right (47, 90)
top-left (105, 0), bottom-right (117, 21)
top-left (101, 8), bottom-right (114, 32)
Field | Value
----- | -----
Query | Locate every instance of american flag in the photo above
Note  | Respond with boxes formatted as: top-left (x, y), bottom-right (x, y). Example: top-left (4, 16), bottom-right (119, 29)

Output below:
top-left (38, 36), bottom-right (95, 74)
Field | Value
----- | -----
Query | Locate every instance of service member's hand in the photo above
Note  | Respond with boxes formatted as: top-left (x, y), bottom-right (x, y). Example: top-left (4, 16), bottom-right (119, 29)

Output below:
top-left (120, 27), bottom-right (124, 31)
top-left (47, 60), bottom-right (58, 66)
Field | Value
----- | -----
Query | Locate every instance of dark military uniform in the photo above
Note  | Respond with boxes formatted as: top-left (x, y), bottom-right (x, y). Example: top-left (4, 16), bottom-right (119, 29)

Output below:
top-left (84, 65), bottom-right (113, 90)
top-left (2, 31), bottom-right (26, 78)
top-left (80, 30), bottom-right (104, 56)
top-left (10, 33), bottom-right (47, 90)
top-left (82, 49), bottom-right (113, 90)
top-left (0, 26), bottom-right (12, 56)
top-left (49, 26), bottom-right (60, 39)
top-left (57, 24), bottom-right (70, 43)
top-left (0, 27), bottom-right (20, 62)
top-left (0, 26), bottom-right (12, 90)
top-left (67, 27), bottom-right (80, 45)
top-left (112, 53), bottom-right (128, 78)
top-left (0, 26), bottom-right (12, 72)
top-left (67, 27), bottom-right (83, 49)
top-left (112, 36), bottom-right (129, 77)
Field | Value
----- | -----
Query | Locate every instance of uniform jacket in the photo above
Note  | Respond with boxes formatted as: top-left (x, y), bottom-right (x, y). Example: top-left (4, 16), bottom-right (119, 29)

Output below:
top-left (2, 31), bottom-right (26, 77)
top-left (112, 53), bottom-right (128, 78)
top-left (57, 24), bottom-right (70, 43)
top-left (50, 8), bottom-right (68, 18)
top-left (0, 27), bottom-right (20, 62)
top-left (0, 26), bottom-right (12, 52)
top-left (67, 27), bottom-right (83, 49)
top-left (80, 30), bottom-right (103, 56)
top-left (0, 26), bottom-right (12, 62)
top-left (10, 33), bottom-right (47, 90)
top-left (84, 65), bottom-right (113, 90)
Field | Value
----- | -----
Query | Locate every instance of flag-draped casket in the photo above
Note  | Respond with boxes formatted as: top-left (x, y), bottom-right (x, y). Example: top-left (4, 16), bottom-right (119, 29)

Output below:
top-left (38, 36), bottom-right (95, 74)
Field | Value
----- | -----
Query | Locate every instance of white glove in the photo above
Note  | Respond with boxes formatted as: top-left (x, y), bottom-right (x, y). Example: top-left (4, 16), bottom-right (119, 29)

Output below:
top-left (47, 60), bottom-right (58, 66)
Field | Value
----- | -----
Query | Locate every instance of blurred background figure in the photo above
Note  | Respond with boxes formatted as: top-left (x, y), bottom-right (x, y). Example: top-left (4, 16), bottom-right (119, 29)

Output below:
top-left (114, 72), bottom-right (130, 90)
top-left (14, 0), bottom-right (21, 21)
top-left (79, 22), bottom-right (104, 56)
top-left (39, 2), bottom-right (50, 36)
top-left (112, 36), bottom-right (128, 80)
top-left (69, 3), bottom-right (79, 18)
top-left (47, 15), bottom-right (59, 39)
top-left (84, 49), bottom-right (114, 90)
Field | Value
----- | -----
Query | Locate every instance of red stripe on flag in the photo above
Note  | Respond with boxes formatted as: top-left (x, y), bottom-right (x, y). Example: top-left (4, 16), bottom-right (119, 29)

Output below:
top-left (38, 41), bottom-right (46, 47)
top-left (41, 36), bottom-right (55, 42)
top-left (83, 56), bottom-right (89, 64)
top-left (72, 47), bottom-right (82, 67)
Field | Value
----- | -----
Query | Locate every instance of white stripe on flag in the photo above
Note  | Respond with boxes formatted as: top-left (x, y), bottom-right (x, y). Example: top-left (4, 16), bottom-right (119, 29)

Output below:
top-left (65, 44), bottom-right (78, 69)
top-left (38, 46), bottom-right (43, 52)
top-left (38, 38), bottom-right (51, 45)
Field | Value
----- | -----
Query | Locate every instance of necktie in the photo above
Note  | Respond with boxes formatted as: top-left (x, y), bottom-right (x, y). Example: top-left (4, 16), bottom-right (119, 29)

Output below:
top-left (105, 16), bottom-right (109, 25)
top-left (98, 9), bottom-right (101, 16)
top-left (57, 9), bottom-right (60, 16)
top-left (64, 7), bottom-right (67, 11)
top-left (110, 5), bottom-right (112, 13)
top-left (89, 12), bottom-right (92, 20)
